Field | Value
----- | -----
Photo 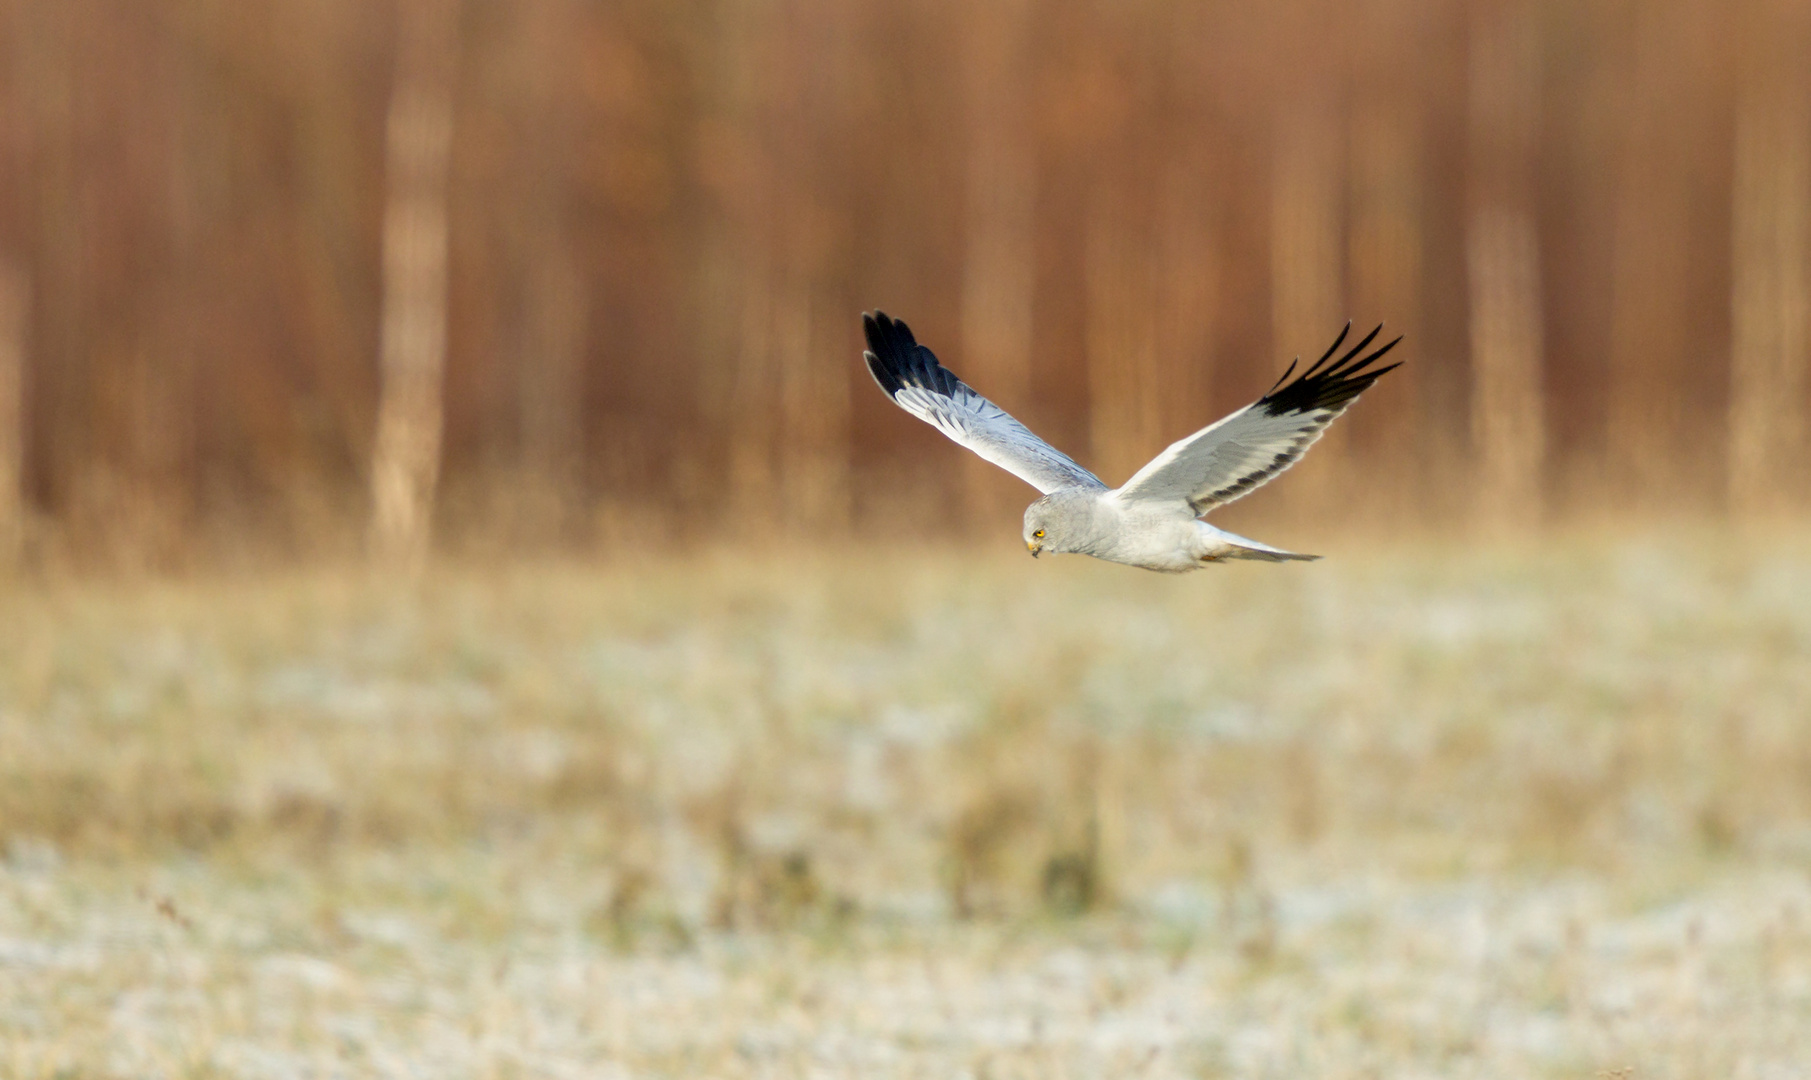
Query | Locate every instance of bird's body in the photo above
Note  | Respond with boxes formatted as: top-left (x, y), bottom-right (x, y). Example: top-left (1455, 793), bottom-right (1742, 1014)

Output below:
top-left (1023, 489), bottom-right (1308, 572)
top-left (861, 310), bottom-right (1400, 573)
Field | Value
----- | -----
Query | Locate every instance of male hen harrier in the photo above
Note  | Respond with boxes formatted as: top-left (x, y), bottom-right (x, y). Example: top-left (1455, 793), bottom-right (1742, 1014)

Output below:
top-left (862, 311), bottom-right (1400, 572)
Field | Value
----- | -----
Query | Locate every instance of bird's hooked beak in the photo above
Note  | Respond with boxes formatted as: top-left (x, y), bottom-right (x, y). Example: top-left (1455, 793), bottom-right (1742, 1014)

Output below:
top-left (1026, 539), bottom-right (1041, 558)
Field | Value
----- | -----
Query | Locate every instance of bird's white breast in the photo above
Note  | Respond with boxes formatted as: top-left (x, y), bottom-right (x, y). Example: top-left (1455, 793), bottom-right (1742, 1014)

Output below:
top-left (1089, 495), bottom-right (1206, 572)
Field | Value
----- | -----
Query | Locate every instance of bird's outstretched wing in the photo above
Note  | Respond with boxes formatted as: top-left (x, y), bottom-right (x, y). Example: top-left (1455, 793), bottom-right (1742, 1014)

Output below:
top-left (1112, 324), bottom-right (1401, 513)
top-left (863, 311), bottom-right (1105, 494)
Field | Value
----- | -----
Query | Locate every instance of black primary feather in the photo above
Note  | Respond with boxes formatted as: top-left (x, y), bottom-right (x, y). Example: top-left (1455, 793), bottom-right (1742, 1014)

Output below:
top-left (1259, 323), bottom-right (1402, 417)
top-left (863, 311), bottom-right (962, 401)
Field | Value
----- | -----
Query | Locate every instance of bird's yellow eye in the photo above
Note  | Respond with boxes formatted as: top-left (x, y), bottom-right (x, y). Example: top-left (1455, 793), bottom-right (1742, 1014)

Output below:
top-left (1033, 530), bottom-right (1044, 538)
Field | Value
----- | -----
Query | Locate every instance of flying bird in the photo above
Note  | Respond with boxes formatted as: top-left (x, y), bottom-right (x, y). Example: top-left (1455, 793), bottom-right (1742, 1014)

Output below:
top-left (862, 311), bottom-right (1400, 572)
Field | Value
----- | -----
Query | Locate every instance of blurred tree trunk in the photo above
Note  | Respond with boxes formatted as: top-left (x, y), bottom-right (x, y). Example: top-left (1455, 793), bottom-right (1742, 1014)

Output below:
top-left (1728, 24), bottom-right (1810, 516)
top-left (511, 0), bottom-right (589, 542)
top-left (1154, 159), bottom-right (1220, 447)
top-left (0, 2), bottom-right (26, 567)
top-left (16, 0), bottom-right (73, 547)
top-left (1604, 11), bottom-right (1697, 509)
top-left (0, 262), bottom-right (22, 567)
top-left (777, 271), bottom-right (850, 533)
top-left (119, 333), bottom-right (193, 567)
top-left (959, 0), bottom-right (1037, 526)
top-left (1347, 100), bottom-right (1424, 517)
top-left (1271, 104), bottom-right (1344, 366)
top-left (371, 0), bottom-right (459, 567)
top-left (1466, 1), bottom-right (1545, 530)
top-left (1086, 193), bottom-right (1159, 485)
top-left (703, 0), bottom-right (781, 534)
top-left (718, 2), bottom-right (851, 538)
top-left (1157, 10), bottom-right (1225, 466)
top-left (727, 256), bottom-right (780, 529)
top-left (133, 27), bottom-right (204, 568)
top-left (774, 32), bottom-right (852, 539)
top-left (730, 250), bottom-right (851, 539)
top-left (516, 246), bottom-right (588, 530)
top-left (1270, 99), bottom-right (1345, 504)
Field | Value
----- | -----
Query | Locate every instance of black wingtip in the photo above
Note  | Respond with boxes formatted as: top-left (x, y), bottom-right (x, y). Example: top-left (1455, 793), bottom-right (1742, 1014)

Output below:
top-left (864, 349), bottom-right (899, 397)
top-left (861, 310), bottom-right (890, 354)
top-left (1266, 357), bottom-right (1301, 396)
top-left (1259, 324), bottom-right (1402, 416)
top-left (860, 309), bottom-right (960, 400)
top-left (1314, 321), bottom-right (1352, 367)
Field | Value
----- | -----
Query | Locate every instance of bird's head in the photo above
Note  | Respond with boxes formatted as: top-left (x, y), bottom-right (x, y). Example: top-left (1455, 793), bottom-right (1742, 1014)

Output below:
top-left (1023, 490), bottom-right (1105, 559)
top-left (1022, 503), bottom-right (1052, 558)
top-left (1023, 491), bottom-right (1104, 558)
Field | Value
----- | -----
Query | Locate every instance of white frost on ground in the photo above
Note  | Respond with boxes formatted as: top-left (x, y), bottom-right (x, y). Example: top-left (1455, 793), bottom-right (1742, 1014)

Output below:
top-left (4, 854), bottom-right (1810, 1078)
top-left (2, 538), bottom-right (1810, 1076)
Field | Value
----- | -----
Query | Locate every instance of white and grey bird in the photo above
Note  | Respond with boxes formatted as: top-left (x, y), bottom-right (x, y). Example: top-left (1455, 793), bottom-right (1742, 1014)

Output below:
top-left (861, 311), bottom-right (1401, 572)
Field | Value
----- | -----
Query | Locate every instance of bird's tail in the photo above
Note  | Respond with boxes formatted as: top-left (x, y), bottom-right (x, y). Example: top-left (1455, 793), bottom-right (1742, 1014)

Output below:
top-left (1198, 524), bottom-right (1320, 563)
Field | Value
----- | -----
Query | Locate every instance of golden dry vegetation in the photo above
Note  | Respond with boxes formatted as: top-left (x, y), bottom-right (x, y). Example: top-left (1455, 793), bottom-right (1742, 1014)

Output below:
top-left (4, 530), bottom-right (1811, 1077)
top-left (5, 0), bottom-right (1811, 565)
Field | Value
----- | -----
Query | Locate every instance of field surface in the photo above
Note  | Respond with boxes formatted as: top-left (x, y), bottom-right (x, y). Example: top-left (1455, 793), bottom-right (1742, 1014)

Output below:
top-left (3, 532), bottom-right (1811, 1078)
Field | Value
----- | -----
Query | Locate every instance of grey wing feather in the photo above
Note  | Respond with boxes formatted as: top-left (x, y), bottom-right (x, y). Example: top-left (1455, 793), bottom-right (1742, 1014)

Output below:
top-left (1113, 323), bottom-right (1402, 512)
top-left (863, 311), bottom-right (1105, 495)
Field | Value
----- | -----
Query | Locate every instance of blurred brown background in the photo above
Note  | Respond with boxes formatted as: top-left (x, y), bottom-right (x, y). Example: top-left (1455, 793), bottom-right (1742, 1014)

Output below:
top-left (1, 0), bottom-right (1808, 567)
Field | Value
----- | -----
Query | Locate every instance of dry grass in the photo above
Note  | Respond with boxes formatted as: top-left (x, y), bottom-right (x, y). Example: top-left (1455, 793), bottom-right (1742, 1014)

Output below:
top-left (3, 528), bottom-right (1811, 1077)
